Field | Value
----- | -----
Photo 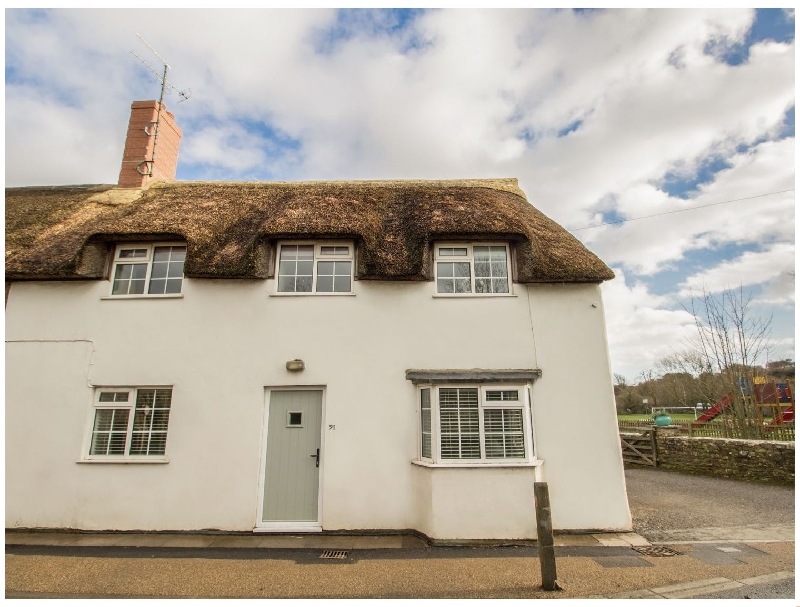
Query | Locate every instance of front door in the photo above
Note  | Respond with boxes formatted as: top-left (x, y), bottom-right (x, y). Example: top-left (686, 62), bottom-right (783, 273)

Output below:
top-left (262, 389), bottom-right (322, 523)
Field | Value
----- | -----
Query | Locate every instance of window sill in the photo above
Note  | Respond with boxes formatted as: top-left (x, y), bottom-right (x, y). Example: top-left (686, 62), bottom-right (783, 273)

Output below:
top-left (100, 294), bottom-right (184, 300)
top-left (411, 459), bottom-right (542, 469)
top-left (269, 292), bottom-right (355, 297)
top-left (432, 294), bottom-right (518, 299)
top-left (77, 458), bottom-right (169, 464)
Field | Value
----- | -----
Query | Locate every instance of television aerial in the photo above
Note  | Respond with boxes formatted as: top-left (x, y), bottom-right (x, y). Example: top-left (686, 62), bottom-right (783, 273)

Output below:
top-left (129, 34), bottom-right (191, 177)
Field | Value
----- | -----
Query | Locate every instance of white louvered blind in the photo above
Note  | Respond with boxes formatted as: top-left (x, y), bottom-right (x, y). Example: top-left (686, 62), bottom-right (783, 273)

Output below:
top-left (129, 388), bottom-right (172, 456)
top-left (420, 388), bottom-right (432, 458)
top-left (483, 409), bottom-right (525, 458)
top-left (439, 388), bottom-right (480, 459)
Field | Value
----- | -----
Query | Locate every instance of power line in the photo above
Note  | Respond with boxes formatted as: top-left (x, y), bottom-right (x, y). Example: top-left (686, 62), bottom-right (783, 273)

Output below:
top-left (568, 188), bottom-right (795, 232)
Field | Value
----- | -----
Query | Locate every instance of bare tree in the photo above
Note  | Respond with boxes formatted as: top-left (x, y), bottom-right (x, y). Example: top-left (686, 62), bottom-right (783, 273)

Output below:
top-left (683, 286), bottom-right (773, 437)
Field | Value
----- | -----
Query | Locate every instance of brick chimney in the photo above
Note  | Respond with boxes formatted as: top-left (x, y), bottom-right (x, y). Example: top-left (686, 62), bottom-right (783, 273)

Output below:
top-left (117, 100), bottom-right (182, 188)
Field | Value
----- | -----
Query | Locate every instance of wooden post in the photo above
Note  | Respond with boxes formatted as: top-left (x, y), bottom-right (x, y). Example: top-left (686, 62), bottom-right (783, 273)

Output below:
top-left (534, 482), bottom-right (560, 591)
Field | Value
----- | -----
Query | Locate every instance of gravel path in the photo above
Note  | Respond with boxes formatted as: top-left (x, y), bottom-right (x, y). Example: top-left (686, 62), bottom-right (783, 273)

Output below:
top-left (624, 467), bottom-right (794, 537)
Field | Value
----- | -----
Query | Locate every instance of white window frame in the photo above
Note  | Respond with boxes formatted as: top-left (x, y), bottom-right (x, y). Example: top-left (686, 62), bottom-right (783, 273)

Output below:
top-left (106, 242), bottom-right (186, 299)
top-left (273, 241), bottom-right (355, 296)
top-left (433, 242), bottom-right (513, 296)
top-left (80, 386), bottom-right (173, 463)
top-left (415, 384), bottom-right (536, 466)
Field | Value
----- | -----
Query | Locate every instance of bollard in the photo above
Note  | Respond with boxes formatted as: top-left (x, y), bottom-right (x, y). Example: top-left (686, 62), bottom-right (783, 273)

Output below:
top-left (534, 482), bottom-right (560, 591)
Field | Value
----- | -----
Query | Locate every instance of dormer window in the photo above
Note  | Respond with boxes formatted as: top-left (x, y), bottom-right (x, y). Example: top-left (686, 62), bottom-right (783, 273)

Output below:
top-left (276, 242), bottom-right (354, 295)
top-left (434, 243), bottom-right (511, 295)
top-left (110, 243), bottom-right (186, 296)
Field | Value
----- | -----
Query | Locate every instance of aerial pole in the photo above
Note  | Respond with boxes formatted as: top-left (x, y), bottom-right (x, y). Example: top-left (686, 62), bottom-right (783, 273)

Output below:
top-left (130, 34), bottom-right (191, 178)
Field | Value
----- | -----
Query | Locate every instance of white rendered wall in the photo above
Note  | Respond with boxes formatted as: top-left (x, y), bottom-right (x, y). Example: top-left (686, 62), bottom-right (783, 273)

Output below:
top-left (5, 277), bottom-right (630, 537)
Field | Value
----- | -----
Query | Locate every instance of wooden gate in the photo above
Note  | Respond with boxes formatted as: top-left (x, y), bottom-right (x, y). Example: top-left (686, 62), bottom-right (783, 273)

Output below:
top-left (619, 429), bottom-right (657, 466)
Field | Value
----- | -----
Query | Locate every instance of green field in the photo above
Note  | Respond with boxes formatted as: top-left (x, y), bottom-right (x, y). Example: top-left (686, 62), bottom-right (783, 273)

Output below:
top-left (617, 413), bottom-right (698, 421)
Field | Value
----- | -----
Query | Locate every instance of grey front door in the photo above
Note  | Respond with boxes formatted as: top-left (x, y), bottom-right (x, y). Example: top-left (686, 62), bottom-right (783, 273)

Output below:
top-left (262, 389), bottom-right (322, 522)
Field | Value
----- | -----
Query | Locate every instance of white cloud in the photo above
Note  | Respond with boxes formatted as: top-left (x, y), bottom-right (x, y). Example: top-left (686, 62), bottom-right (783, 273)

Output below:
top-left (678, 242), bottom-right (795, 300)
top-left (586, 138), bottom-right (795, 275)
top-left (601, 269), bottom-right (697, 381)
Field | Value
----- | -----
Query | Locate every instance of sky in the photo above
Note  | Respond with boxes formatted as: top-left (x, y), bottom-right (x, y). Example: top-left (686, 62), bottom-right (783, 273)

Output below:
top-left (4, 8), bottom-right (795, 382)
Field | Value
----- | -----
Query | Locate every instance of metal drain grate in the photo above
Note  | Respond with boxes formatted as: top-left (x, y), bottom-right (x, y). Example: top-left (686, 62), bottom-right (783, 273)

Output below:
top-left (320, 550), bottom-right (349, 559)
top-left (631, 545), bottom-right (682, 557)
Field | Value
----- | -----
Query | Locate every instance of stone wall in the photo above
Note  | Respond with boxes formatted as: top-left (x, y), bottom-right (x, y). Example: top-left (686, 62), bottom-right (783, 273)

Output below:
top-left (654, 431), bottom-right (794, 484)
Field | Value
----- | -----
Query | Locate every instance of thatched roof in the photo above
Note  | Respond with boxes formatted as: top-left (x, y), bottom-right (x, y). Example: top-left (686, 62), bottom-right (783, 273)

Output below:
top-left (5, 179), bottom-right (614, 283)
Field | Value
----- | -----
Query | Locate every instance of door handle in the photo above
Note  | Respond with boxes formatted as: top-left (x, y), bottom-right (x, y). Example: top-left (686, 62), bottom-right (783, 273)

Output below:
top-left (310, 448), bottom-right (320, 467)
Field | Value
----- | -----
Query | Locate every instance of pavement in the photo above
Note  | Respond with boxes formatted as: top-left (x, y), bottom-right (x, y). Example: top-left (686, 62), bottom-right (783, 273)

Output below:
top-left (5, 467), bottom-right (795, 599)
top-left (5, 529), bottom-right (795, 599)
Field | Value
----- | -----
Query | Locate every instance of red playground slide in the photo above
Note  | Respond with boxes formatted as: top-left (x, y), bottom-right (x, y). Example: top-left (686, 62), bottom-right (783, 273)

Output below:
top-left (694, 394), bottom-right (732, 424)
top-left (774, 404), bottom-right (794, 424)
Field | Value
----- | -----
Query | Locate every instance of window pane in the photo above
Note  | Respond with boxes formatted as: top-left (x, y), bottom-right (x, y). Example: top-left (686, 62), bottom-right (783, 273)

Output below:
top-left (170, 247), bottom-right (186, 262)
top-left (475, 278), bottom-right (491, 293)
top-left (320, 246), bottom-right (349, 255)
top-left (437, 279), bottom-right (454, 294)
top-left (150, 262), bottom-right (168, 279)
top-left (439, 247), bottom-right (467, 257)
top-left (474, 262), bottom-right (490, 278)
top-left (278, 276), bottom-right (295, 292)
top-left (108, 432), bottom-right (128, 455)
top-left (316, 275), bottom-right (333, 292)
top-left (483, 408), bottom-right (524, 459)
top-left (128, 389), bottom-right (171, 456)
top-left (486, 390), bottom-right (519, 402)
top-left (296, 276), bottom-right (313, 292)
top-left (491, 261), bottom-right (508, 277)
top-left (129, 279), bottom-right (145, 294)
top-left (153, 247), bottom-right (171, 262)
top-left (453, 262), bottom-right (470, 278)
top-left (296, 261), bottom-right (313, 276)
top-left (119, 248), bottom-right (147, 259)
top-left (137, 389), bottom-right (155, 408)
top-left (133, 410), bottom-right (150, 431)
top-left (420, 388), bottom-right (431, 459)
top-left (129, 433), bottom-right (149, 455)
top-left (473, 246), bottom-right (491, 261)
top-left (437, 262), bottom-right (453, 278)
top-left (490, 246), bottom-right (507, 261)
top-left (115, 265), bottom-right (133, 280)
top-left (494, 278), bottom-right (509, 294)
top-left (93, 409), bottom-right (113, 431)
top-left (317, 261), bottom-right (334, 276)
top-left (165, 279), bottom-right (182, 294)
top-left (454, 278), bottom-right (471, 293)
top-left (280, 246), bottom-right (298, 261)
top-left (90, 432), bottom-right (109, 455)
top-left (167, 261), bottom-right (184, 278)
top-left (439, 388), bottom-right (480, 459)
top-left (148, 433), bottom-right (168, 455)
top-left (131, 264), bottom-right (147, 279)
top-left (334, 261), bottom-right (351, 276)
top-left (148, 279), bottom-right (166, 294)
top-left (333, 275), bottom-right (351, 292)
top-left (112, 409), bottom-right (130, 431)
top-left (297, 245), bottom-right (314, 260)
top-left (154, 389), bottom-right (173, 408)
top-left (279, 261), bottom-right (297, 276)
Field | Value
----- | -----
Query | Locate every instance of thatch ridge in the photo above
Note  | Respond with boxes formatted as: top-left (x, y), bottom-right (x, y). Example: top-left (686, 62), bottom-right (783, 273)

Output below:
top-left (5, 179), bottom-right (614, 283)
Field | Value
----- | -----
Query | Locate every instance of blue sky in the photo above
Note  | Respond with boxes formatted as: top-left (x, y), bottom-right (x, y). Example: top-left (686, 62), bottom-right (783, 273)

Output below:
top-left (4, 8), bottom-right (795, 380)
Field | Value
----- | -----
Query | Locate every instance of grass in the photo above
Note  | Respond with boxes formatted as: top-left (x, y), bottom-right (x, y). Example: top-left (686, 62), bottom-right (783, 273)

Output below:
top-left (617, 413), bottom-right (698, 421)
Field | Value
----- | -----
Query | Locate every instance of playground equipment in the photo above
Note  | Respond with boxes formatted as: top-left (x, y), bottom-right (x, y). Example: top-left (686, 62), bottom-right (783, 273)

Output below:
top-left (692, 377), bottom-right (794, 427)
top-left (694, 394), bottom-right (732, 424)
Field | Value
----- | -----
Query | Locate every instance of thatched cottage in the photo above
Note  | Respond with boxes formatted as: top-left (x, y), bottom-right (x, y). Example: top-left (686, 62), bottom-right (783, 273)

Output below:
top-left (5, 100), bottom-right (631, 540)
